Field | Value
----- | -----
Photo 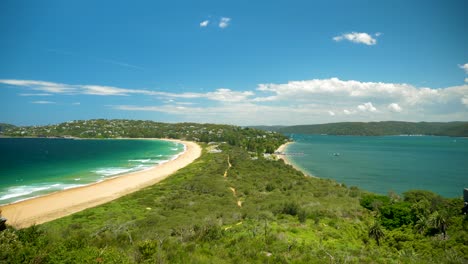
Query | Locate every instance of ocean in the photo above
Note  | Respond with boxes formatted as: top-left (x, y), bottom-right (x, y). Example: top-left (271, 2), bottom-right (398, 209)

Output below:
top-left (285, 134), bottom-right (468, 198)
top-left (0, 138), bottom-right (185, 205)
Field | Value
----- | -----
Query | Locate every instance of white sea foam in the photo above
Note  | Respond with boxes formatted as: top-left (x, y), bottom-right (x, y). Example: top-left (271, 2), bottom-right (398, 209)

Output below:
top-left (0, 183), bottom-right (85, 203)
top-left (129, 159), bottom-right (152, 163)
top-left (63, 184), bottom-right (84, 190)
top-left (0, 142), bottom-right (188, 205)
top-left (93, 167), bottom-right (136, 176)
top-left (93, 164), bottom-right (152, 177)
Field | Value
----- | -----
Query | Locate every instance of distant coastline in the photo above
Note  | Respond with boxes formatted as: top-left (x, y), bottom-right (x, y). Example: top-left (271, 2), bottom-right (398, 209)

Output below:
top-left (0, 139), bottom-right (202, 228)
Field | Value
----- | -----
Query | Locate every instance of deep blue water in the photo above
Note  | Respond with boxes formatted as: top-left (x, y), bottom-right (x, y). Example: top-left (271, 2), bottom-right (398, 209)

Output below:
top-left (285, 135), bottom-right (468, 198)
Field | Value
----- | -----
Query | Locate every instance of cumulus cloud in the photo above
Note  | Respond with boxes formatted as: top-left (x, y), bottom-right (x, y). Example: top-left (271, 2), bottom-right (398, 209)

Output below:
top-left (357, 102), bottom-right (377, 112)
top-left (462, 97), bottom-right (468, 107)
top-left (255, 77), bottom-right (468, 106)
top-left (2, 77), bottom-right (468, 125)
top-left (459, 63), bottom-right (468, 74)
top-left (219, 17), bottom-right (231, 28)
top-left (200, 20), bottom-right (209, 27)
top-left (388, 103), bottom-right (402, 112)
top-left (205, 88), bottom-right (254, 102)
top-left (333, 32), bottom-right (378, 45)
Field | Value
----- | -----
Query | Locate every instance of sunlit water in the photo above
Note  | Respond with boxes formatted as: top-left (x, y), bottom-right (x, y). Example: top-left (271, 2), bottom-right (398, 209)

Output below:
top-left (285, 135), bottom-right (468, 198)
top-left (0, 138), bottom-right (184, 205)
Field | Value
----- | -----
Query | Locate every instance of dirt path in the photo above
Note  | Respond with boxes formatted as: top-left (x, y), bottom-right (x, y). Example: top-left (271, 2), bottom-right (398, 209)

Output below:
top-left (223, 155), bottom-right (242, 207)
top-left (223, 155), bottom-right (232, 178)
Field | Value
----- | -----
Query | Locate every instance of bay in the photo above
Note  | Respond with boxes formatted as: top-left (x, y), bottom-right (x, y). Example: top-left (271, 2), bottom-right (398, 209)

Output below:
top-left (0, 138), bottom-right (184, 205)
top-left (285, 134), bottom-right (468, 198)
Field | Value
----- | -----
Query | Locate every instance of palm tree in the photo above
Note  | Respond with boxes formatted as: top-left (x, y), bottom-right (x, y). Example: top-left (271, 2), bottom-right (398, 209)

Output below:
top-left (429, 211), bottom-right (448, 239)
top-left (414, 215), bottom-right (429, 234)
top-left (368, 221), bottom-right (385, 246)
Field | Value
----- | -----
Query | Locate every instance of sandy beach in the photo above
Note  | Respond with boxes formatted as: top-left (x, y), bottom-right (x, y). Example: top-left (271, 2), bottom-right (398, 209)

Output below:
top-left (276, 142), bottom-right (315, 178)
top-left (275, 142), bottom-right (293, 165)
top-left (0, 139), bottom-right (201, 228)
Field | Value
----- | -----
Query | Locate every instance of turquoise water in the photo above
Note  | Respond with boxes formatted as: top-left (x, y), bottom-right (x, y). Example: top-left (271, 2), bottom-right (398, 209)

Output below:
top-left (285, 135), bottom-right (468, 198)
top-left (0, 138), bottom-right (184, 205)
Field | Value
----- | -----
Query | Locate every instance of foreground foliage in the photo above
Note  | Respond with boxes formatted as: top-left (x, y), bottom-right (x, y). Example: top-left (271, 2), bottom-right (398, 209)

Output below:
top-left (1, 144), bottom-right (467, 263)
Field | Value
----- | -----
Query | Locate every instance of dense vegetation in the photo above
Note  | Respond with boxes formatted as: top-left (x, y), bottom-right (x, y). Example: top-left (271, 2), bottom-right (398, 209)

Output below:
top-left (1, 142), bottom-right (467, 263)
top-left (0, 119), bottom-right (288, 154)
top-left (254, 121), bottom-right (468, 137)
top-left (0, 123), bottom-right (15, 132)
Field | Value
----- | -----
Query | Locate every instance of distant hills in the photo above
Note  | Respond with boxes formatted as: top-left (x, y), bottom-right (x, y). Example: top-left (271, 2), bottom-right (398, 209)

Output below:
top-left (252, 121), bottom-right (468, 137)
top-left (2, 120), bottom-right (468, 137)
top-left (0, 123), bottom-right (16, 132)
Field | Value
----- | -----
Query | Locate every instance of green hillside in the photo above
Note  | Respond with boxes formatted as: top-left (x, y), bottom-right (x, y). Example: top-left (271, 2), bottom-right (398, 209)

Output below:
top-left (1, 132), bottom-right (467, 263)
top-left (259, 121), bottom-right (468, 137)
top-left (0, 123), bottom-right (16, 133)
top-left (1, 119), bottom-right (287, 154)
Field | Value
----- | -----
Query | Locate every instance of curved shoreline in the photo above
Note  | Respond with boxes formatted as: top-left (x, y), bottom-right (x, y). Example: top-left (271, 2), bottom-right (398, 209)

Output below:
top-left (276, 142), bottom-right (316, 178)
top-left (0, 139), bottom-right (201, 228)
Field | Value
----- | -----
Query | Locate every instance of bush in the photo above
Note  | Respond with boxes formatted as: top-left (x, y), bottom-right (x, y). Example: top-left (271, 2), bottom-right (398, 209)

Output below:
top-left (360, 193), bottom-right (391, 211)
top-left (280, 202), bottom-right (300, 216)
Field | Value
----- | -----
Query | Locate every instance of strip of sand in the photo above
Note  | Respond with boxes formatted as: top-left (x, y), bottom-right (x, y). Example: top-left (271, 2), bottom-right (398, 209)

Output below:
top-left (276, 142), bottom-right (316, 178)
top-left (1, 139), bottom-right (201, 228)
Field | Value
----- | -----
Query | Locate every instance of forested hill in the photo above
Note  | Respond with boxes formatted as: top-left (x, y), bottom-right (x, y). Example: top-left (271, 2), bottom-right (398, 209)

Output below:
top-left (0, 119), bottom-right (288, 154)
top-left (0, 123), bottom-right (16, 132)
top-left (253, 121), bottom-right (468, 137)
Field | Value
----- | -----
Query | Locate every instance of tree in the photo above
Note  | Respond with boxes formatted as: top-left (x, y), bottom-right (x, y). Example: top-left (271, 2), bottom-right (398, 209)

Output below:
top-left (429, 211), bottom-right (448, 239)
top-left (414, 215), bottom-right (429, 234)
top-left (368, 221), bottom-right (385, 246)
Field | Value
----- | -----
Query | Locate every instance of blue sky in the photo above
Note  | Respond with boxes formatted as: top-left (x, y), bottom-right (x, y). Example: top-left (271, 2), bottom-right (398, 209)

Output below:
top-left (1, 0), bottom-right (467, 125)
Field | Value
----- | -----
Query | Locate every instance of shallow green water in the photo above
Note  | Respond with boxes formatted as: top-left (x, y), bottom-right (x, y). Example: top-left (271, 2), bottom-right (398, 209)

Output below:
top-left (285, 135), bottom-right (468, 198)
top-left (0, 138), bottom-right (184, 205)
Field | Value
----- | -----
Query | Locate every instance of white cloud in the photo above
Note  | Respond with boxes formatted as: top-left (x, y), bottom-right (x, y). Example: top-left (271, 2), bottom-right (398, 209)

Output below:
top-left (333, 32), bottom-right (378, 45)
top-left (357, 102), bottom-right (377, 112)
top-left (200, 20), bottom-right (209, 27)
top-left (80, 85), bottom-right (136, 96)
top-left (3, 77), bottom-right (468, 125)
top-left (388, 103), bottom-right (402, 112)
top-left (256, 77), bottom-right (468, 106)
top-left (219, 17), bottom-right (231, 28)
top-left (0, 79), bottom-right (254, 102)
top-left (465, 78), bottom-right (468, 83)
top-left (462, 97), bottom-right (468, 107)
top-left (0, 79), bottom-right (75, 93)
top-left (205, 88), bottom-right (253, 102)
top-left (72, 102), bottom-right (80, 105)
top-left (31, 100), bottom-right (55, 104)
top-left (459, 63), bottom-right (468, 74)
top-left (19, 93), bottom-right (52, 96)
